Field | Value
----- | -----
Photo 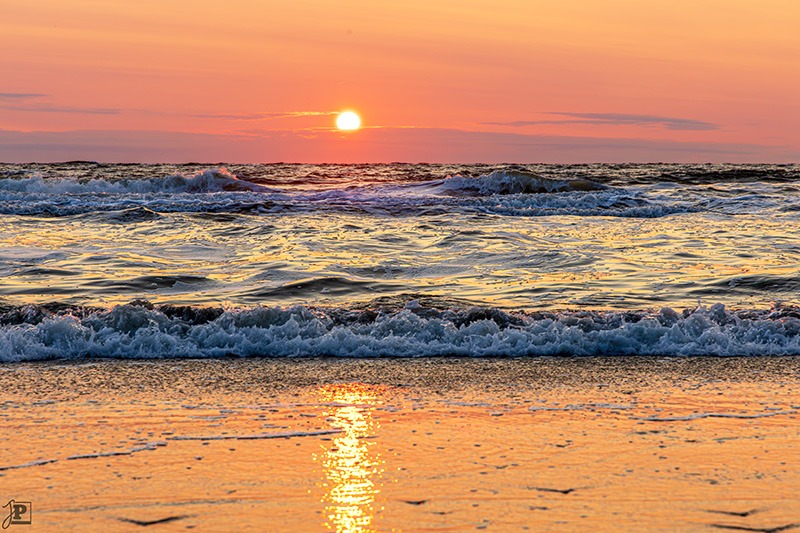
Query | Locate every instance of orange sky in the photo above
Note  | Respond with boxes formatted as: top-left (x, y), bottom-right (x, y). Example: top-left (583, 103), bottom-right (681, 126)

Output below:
top-left (1, 0), bottom-right (798, 162)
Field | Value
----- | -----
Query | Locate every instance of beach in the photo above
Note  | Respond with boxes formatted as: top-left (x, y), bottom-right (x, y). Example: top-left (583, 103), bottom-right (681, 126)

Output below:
top-left (3, 164), bottom-right (800, 530)
top-left (2, 357), bottom-right (798, 531)
top-left (3, 0), bottom-right (799, 529)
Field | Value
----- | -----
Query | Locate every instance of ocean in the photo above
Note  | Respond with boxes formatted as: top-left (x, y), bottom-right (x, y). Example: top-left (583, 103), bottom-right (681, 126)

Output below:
top-left (1, 162), bottom-right (799, 360)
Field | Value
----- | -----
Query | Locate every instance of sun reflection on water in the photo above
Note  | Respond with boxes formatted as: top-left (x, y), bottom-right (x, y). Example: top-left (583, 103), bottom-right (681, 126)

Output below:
top-left (316, 383), bottom-right (385, 533)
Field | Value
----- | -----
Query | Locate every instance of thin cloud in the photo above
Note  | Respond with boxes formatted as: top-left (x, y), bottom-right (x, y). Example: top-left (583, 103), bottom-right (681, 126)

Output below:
top-left (485, 112), bottom-right (719, 131)
top-left (191, 111), bottom-right (338, 120)
top-left (0, 92), bottom-right (47, 99)
top-left (0, 103), bottom-right (121, 115)
top-left (0, 104), bottom-right (340, 120)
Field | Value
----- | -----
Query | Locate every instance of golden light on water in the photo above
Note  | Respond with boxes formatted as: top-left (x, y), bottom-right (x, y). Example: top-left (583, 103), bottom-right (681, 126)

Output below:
top-left (316, 383), bottom-right (384, 533)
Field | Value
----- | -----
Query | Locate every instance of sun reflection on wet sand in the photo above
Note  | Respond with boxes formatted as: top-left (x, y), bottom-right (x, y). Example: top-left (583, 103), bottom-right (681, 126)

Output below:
top-left (315, 383), bottom-right (385, 533)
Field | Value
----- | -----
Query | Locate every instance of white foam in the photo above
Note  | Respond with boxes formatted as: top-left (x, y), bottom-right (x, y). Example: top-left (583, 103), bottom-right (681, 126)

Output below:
top-left (0, 168), bottom-right (270, 195)
top-left (435, 170), bottom-right (606, 196)
top-left (167, 429), bottom-right (343, 440)
top-left (2, 303), bottom-right (800, 361)
top-left (66, 442), bottom-right (162, 460)
top-left (634, 411), bottom-right (797, 421)
top-left (0, 459), bottom-right (58, 471)
top-left (0, 167), bottom-right (772, 218)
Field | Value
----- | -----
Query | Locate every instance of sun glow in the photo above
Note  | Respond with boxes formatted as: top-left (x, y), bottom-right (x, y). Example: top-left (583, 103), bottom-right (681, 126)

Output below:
top-left (336, 111), bottom-right (361, 131)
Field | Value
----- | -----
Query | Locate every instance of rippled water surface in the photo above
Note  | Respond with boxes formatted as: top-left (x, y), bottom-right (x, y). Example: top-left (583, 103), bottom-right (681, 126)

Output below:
top-left (2, 162), bottom-right (800, 359)
top-left (2, 162), bottom-right (798, 309)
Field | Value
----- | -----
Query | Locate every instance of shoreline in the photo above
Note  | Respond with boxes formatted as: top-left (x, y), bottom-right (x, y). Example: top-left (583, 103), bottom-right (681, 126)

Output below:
top-left (2, 357), bottom-right (799, 531)
top-left (4, 355), bottom-right (800, 394)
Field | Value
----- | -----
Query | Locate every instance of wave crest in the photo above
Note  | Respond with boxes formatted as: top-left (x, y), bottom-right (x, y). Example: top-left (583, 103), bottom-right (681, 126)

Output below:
top-left (2, 302), bottom-right (800, 361)
top-left (0, 168), bottom-right (269, 194)
top-left (436, 170), bottom-right (607, 196)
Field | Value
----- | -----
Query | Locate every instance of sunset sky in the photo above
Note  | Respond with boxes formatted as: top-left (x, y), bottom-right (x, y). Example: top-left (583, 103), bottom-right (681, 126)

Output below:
top-left (1, 0), bottom-right (798, 162)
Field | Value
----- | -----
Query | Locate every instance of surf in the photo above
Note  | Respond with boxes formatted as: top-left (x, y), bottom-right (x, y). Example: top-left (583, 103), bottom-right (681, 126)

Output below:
top-left (3, 301), bottom-right (800, 361)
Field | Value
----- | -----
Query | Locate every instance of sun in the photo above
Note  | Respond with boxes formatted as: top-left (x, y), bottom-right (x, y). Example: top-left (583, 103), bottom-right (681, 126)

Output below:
top-left (336, 111), bottom-right (361, 131)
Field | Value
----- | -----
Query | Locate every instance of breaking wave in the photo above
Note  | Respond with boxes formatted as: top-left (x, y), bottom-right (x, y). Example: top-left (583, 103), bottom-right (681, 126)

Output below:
top-left (2, 301), bottom-right (800, 361)
top-left (0, 168), bottom-right (269, 194)
top-left (0, 165), bottom-right (795, 218)
top-left (433, 170), bottom-right (607, 196)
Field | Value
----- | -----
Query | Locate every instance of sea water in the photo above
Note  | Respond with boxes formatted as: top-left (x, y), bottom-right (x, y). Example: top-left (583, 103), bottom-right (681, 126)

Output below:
top-left (1, 162), bottom-right (799, 359)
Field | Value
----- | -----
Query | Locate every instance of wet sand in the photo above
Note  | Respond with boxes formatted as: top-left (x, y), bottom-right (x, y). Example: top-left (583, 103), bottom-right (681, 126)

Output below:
top-left (1, 357), bottom-right (799, 531)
